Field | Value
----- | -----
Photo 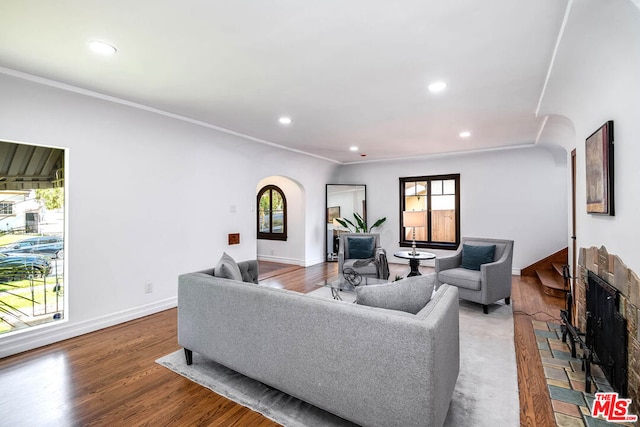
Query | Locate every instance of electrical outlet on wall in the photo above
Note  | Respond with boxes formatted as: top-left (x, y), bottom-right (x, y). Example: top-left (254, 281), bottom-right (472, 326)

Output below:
top-left (144, 281), bottom-right (153, 293)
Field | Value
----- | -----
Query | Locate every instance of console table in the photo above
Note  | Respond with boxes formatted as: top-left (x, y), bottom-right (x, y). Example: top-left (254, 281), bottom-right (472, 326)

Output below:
top-left (393, 251), bottom-right (436, 277)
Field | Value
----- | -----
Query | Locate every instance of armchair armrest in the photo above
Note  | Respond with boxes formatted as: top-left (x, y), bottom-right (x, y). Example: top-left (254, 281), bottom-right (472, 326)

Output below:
top-left (480, 247), bottom-right (512, 277)
top-left (435, 253), bottom-right (462, 273)
top-left (480, 251), bottom-right (513, 301)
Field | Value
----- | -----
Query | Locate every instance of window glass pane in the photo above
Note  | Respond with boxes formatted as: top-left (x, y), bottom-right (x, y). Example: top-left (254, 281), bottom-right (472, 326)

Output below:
top-left (431, 180), bottom-right (443, 195)
top-left (404, 181), bottom-right (426, 241)
top-left (0, 142), bottom-right (65, 336)
top-left (405, 181), bottom-right (426, 212)
top-left (258, 192), bottom-right (271, 233)
top-left (272, 209), bottom-right (284, 233)
top-left (432, 194), bottom-right (455, 210)
top-left (431, 195), bottom-right (456, 242)
top-left (272, 190), bottom-right (283, 211)
top-left (443, 179), bottom-right (456, 194)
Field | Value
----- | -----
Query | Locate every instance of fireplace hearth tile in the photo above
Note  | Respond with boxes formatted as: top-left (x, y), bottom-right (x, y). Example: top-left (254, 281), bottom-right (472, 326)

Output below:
top-left (570, 361), bottom-right (584, 372)
top-left (532, 320), bottom-right (549, 329)
top-left (555, 412), bottom-right (586, 427)
top-left (549, 385), bottom-right (588, 406)
top-left (535, 329), bottom-right (560, 339)
top-left (552, 399), bottom-right (583, 418)
top-left (583, 414), bottom-right (633, 427)
top-left (569, 379), bottom-right (587, 392)
top-left (539, 321), bottom-right (629, 427)
top-left (549, 379), bottom-right (572, 389)
top-left (593, 378), bottom-right (613, 392)
top-left (552, 349), bottom-right (575, 361)
top-left (542, 356), bottom-right (571, 369)
top-left (540, 350), bottom-right (552, 358)
top-left (567, 370), bottom-right (587, 382)
top-left (545, 365), bottom-right (569, 381)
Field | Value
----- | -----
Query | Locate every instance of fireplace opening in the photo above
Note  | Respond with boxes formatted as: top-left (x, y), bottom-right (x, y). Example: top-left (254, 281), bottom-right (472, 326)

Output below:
top-left (587, 270), bottom-right (628, 396)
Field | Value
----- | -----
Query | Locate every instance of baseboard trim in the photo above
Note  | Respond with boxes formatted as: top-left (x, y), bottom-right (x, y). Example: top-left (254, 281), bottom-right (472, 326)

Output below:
top-left (257, 254), bottom-right (303, 266)
top-left (0, 297), bottom-right (177, 358)
top-left (304, 256), bottom-right (327, 267)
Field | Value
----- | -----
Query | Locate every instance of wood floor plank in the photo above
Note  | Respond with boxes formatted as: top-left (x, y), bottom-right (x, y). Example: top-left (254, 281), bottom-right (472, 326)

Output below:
top-left (0, 261), bottom-right (562, 426)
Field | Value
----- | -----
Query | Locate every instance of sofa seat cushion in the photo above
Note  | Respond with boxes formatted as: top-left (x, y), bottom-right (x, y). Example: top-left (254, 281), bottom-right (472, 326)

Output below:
top-left (342, 258), bottom-right (378, 275)
top-left (355, 273), bottom-right (435, 314)
top-left (213, 252), bottom-right (243, 282)
top-left (438, 267), bottom-right (482, 291)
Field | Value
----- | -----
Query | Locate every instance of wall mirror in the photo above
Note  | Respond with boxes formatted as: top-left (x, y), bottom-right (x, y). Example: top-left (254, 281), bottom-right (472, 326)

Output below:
top-left (325, 184), bottom-right (366, 261)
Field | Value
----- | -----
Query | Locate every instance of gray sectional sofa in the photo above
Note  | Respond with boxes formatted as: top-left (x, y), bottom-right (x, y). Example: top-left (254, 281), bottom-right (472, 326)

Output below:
top-left (178, 261), bottom-right (460, 427)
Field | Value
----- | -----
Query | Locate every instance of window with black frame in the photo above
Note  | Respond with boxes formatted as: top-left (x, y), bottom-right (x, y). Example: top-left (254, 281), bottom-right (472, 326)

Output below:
top-left (257, 185), bottom-right (287, 241)
top-left (399, 174), bottom-right (460, 250)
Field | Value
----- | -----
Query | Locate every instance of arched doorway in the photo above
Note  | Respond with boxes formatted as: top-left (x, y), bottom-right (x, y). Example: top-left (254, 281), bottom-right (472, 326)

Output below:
top-left (256, 176), bottom-right (305, 265)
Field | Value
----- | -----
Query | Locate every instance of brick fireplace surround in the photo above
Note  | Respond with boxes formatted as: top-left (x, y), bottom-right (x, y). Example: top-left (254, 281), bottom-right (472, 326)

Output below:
top-left (575, 246), bottom-right (640, 414)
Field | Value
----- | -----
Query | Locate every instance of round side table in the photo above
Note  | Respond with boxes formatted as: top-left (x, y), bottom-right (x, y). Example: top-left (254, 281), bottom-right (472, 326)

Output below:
top-left (393, 250), bottom-right (436, 277)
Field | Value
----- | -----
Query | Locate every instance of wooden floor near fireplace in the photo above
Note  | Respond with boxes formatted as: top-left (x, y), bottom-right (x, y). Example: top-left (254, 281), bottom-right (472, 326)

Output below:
top-left (0, 261), bottom-right (564, 426)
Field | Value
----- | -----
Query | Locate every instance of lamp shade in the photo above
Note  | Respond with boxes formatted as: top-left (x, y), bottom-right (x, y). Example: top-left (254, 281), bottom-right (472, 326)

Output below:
top-left (403, 210), bottom-right (426, 228)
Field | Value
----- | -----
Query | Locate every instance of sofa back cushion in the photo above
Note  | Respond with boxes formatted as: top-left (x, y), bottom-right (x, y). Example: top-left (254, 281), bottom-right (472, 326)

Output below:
top-left (355, 274), bottom-right (435, 314)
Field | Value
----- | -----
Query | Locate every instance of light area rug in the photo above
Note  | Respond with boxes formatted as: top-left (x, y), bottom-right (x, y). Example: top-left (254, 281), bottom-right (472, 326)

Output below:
top-left (157, 287), bottom-right (519, 426)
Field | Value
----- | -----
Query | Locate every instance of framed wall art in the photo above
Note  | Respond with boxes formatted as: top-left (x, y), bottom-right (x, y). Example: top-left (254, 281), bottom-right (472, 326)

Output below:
top-left (585, 120), bottom-right (614, 215)
top-left (327, 206), bottom-right (340, 223)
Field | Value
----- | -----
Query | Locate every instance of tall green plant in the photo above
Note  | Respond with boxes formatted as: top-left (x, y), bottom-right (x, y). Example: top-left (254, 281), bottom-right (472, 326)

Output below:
top-left (335, 212), bottom-right (386, 233)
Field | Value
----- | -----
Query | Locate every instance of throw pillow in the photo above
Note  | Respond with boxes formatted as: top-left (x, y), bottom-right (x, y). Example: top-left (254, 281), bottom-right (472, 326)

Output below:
top-left (347, 236), bottom-right (376, 259)
top-left (460, 244), bottom-right (496, 271)
top-left (214, 252), bottom-right (243, 281)
top-left (355, 273), bottom-right (435, 314)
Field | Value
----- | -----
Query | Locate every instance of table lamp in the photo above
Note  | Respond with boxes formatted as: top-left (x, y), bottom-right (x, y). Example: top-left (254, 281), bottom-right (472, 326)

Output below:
top-left (403, 210), bottom-right (426, 256)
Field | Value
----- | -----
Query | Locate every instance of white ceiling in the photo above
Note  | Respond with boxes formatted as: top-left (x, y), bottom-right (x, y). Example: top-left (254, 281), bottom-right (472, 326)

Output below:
top-left (0, 0), bottom-right (570, 163)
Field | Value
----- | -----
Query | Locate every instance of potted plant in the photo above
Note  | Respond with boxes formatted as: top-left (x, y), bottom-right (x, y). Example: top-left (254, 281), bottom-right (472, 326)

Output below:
top-left (334, 213), bottom-right (386, 233)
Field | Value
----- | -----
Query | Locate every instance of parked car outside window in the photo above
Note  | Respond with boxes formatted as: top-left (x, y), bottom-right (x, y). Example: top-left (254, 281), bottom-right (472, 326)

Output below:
top-left (0, 236), bottom-right (64, 259)
top-left (0, 253), bottom-right (52, 282)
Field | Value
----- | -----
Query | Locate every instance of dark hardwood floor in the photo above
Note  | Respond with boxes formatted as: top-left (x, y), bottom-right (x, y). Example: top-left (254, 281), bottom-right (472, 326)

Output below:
top-left (0, 261), bottom-right (564, 426)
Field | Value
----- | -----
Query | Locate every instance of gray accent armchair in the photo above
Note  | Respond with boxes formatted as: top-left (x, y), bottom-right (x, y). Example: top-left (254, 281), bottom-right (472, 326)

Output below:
top-left (338, 233), bottom-right (389, 285)
top-left (435, 237), bottom-right (514, 314)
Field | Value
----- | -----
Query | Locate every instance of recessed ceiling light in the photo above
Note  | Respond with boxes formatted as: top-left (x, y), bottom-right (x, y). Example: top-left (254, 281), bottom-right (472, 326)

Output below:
top-left (459, 131), bottom-right (471, 138)
top-left (278, 116), bottom-right (292, 125)
top-left (350, 146), bottom-right (358, 151)
top-left (88, 40), bottom-right (117, 56)
top-left (428, 81), bottom-right (447, 93)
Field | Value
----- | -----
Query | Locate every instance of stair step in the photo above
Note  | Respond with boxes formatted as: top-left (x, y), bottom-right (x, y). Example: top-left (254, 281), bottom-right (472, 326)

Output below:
top-left (536, 269), bottom-right (567, 298)
top-left (551, 263), bottom-right (565, 276)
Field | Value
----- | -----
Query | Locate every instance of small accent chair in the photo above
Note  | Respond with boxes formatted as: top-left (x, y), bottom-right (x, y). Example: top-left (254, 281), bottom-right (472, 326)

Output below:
top-left (435, 237), bottom-right (514, 314)
top-left (338, 233), bottom-right (389, 285)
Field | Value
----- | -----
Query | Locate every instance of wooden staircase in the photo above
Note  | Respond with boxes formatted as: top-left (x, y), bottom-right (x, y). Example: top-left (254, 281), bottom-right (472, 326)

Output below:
top-left (521, 248), bottom-right (569, 298)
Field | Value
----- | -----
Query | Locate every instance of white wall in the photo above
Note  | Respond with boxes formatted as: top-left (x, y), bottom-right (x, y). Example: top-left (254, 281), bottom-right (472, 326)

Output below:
top-left (336, 146), bottom-right (568, 272)
top-left (0, 71), bottom-right (337, 356)
top-left (539, 0), bottom-right (640, 273)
